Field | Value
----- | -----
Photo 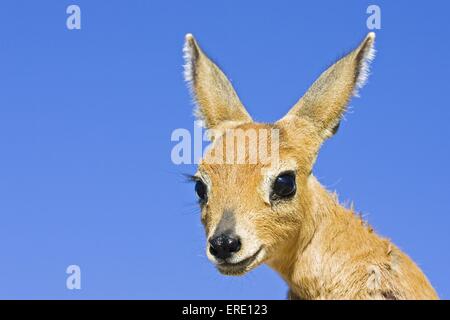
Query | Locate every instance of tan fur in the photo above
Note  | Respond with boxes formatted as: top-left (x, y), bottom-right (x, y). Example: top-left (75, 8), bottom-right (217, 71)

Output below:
top-left (183, 33), bottom-right (438, 299)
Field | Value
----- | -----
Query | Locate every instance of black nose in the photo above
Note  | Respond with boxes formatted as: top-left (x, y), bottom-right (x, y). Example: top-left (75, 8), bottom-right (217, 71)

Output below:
top-left (209, 234), bottom-right (241, 260)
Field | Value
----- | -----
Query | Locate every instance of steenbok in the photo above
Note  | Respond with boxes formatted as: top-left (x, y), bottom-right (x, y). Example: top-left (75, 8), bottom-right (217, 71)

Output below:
top-left (183, 32), bottom-right (438, 299)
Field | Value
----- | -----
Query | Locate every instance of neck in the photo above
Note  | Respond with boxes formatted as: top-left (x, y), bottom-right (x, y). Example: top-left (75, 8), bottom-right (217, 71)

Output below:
top-left (267, 176), bottom-right (369, 299)
top-left (266, 176), bottom-right (438, 300)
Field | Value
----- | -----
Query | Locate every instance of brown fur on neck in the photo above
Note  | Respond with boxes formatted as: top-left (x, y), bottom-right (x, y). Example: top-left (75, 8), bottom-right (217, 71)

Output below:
top-left (268, 177), bottom-right (437, 299)
top-left (183, 32), bottom-right (438, 299)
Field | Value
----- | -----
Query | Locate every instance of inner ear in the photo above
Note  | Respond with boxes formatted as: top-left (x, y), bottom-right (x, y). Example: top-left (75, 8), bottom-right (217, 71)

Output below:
top-left (278, 33), bottom-right (376, 141)
top-left (183, 34), bottom-right (252, 131)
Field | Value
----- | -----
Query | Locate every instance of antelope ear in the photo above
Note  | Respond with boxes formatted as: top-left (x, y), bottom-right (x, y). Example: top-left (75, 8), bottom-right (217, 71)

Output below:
top-left (183, 34), bottom-right (252, 132)
top-left (279, 32), bottom-right (376, 140)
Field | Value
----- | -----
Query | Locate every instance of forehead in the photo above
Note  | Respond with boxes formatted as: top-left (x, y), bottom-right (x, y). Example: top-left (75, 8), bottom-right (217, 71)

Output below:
top-left (197, 119), bottom-right (318, 180)
top-left (198, 122), bottom-right (291, 177)
top-left (203, 122), bottom-right (275, 159)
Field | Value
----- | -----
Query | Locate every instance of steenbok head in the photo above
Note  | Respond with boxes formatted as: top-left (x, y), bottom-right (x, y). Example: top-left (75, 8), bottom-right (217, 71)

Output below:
top-left (184, 33), bottom-right (375, 275)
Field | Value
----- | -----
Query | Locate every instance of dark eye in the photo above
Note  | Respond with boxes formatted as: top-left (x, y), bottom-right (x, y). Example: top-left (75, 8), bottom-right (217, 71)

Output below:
top-left (195, 180), bottom-right (208, 202)
top-left (271, 172), bottom-right (296, 200)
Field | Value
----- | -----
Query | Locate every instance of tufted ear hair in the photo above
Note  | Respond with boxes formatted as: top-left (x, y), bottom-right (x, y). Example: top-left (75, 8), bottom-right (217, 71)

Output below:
top-left (278, 32), bottom-right (376, 140)
top-left (183, 34), bottom-right (252, 133)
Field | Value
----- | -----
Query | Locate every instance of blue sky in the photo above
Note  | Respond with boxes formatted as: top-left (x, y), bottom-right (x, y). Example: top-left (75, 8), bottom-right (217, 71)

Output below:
top-left (0, 0), bottom-right (449, 299)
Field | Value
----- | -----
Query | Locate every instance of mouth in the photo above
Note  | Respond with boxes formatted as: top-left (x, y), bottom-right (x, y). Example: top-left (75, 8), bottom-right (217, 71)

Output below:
top-left (216, 246), bottom-right (264, 275)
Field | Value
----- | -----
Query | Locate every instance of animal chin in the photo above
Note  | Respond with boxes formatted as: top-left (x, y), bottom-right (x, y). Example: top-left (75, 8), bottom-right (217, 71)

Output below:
top-left (216, 247), bottom-right (264, 276)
